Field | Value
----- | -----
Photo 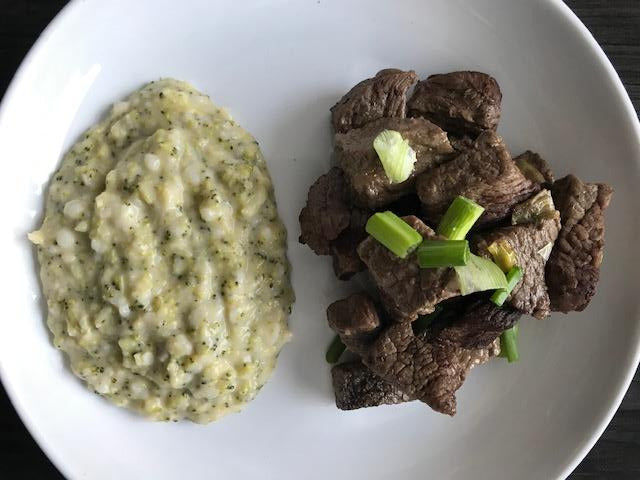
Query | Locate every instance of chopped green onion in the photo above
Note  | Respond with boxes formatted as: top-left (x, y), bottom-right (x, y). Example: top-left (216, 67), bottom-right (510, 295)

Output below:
top-left (413, 305), bottom-right (443, 335)
top-left (437, 196), bottom-right (485, 240)
top-left (417, 239), bottom-right (469, 268)
top-left (499, 325), bottom-right (519, 363)
top-left (365, 211), bottom-right (423, 258)
top-left (326, 335), bottom-right (346, 364)
top-left (512, 190), bottom-right (557, 225)
top-left (490, 266), bottom-right (524, 306)
top-left (454, 253), bottom-right (507, 296)
top-left (373, 130), bottom-right (417, 183)
top-left (487, 240), bottom-right (517, 273)
top-left (537, 242), bottom-right (553, 262)
top-left (515, 157), bottom-right (546, 184)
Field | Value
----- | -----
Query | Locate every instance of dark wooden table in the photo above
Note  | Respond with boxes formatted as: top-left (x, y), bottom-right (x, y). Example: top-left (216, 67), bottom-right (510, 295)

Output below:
top-left (1, 1), bottom-right (638, 478)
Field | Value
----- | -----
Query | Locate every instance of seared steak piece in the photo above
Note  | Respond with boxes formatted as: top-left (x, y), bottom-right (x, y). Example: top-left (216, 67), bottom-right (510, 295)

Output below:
top-left (331, 361), bottom-right (413, 410)
top-left (330, 227), bottom-right (367, 280)
top-left (449, 134), bottom-right (475, 154)
top-left (416, 131), bottom-right (540, 226)
top-left (336, 117), bottom-right (454, 209)
top-left (546, 175), bottom-right (613, 312)
top-left (299, 168), bottom-right (351, 255)
top-left (514, 151), bottom-right (555, 187)
top-left (357, 216), bottom-right (459, 322)
top-left (408, 71), bottom-right (502, 136)
top-left (364, 319), bottom-right (500, 416)
top-left (474, 191), bottom-right (561, 319)
top-left (327, 293), bottom-right (384, 356)
top-left (428, 298), bottom-right (521, 349)
top-left (330, 69), bottom-right (418, 134)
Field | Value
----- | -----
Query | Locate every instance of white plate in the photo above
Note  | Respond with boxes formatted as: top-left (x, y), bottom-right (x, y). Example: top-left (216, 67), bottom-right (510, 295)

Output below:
top-left (1, 0), bottom-right (639, 478)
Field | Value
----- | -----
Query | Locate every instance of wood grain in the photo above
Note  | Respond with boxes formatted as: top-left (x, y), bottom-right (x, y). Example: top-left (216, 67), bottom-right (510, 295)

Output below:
top-left (0, 0), bottom-right (638, 478)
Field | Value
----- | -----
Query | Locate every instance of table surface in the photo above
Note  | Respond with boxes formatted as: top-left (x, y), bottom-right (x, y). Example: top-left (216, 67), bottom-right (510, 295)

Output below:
top-left (1, 0), bottom-right (638, 478)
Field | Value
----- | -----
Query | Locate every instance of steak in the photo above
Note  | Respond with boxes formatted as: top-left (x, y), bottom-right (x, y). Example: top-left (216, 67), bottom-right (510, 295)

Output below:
top-left (546, 175), bottom-right (613, 312)
top-left (298, 167), bottom-right (351, 255)
top-left (331, 361), bottom-right (413, 410)
top-left (416, 131), bottom-right (540, 226)
top-left (514, 150), bottom-right (555, 187)
top-left (327, 293), bottom-right (384, 356)
top-left (363, 317), bottom-right (500, 415)
top-left (474, 191), bottom-right (561, 319)
top-left (336, 117), bottom-right (454, 209)
top-left (427, 298), bottom-right (521, 349)
top-left (408, 71), bottom-right (502, 136)
top-left (330, 69), bottom-right (418, 134)
top-left (357, 215), bottom-right (459, 322)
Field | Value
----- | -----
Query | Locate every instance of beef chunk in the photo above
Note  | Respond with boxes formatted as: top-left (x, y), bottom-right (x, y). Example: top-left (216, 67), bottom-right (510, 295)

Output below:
top-left (357, 216), bottom-right (459, 322)
top-left (416, 131), bottom-right (540, 226)
top-left (449, 135), bottom-right (475, 154)
top-left (327, 293), bottom-right (384, 356)
top-left (329, 209), bottom-right (369, 280)
top-left (330, 229), bottom-right (367, 280)
top-left (546, 175), bottom-right (613, 312)
top-left (429, 298), bottom-right (521, 349)
top-left (331, 361), bottom-right (413, 410)
top-left (474, 191), bottom-right (561, 319)
top-left (331, 69), bottom-right (418, 134)
top-left (299, 168), bottom-right (351, 255)
top-left (408, 71), bottom-right (502, 136)
top-left (336, 117), bottom-right (454, 209)
top-left (514, 151), bottom-right (555, 187)
top-left (364, 321), bottom-right (499, 416)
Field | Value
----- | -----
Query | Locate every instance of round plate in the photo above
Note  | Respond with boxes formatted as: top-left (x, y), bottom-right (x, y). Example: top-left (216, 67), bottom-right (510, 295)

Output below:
top-left (1, 0), bottom-right (639, 478)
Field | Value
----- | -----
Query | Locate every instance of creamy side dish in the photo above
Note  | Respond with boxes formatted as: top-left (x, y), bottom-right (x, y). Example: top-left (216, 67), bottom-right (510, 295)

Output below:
top-left (29, 79), bottom-right (294, 423)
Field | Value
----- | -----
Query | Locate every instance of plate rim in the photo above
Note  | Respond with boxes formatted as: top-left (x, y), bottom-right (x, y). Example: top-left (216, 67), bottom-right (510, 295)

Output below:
top-left (0, 0), bottom-right (638, 479)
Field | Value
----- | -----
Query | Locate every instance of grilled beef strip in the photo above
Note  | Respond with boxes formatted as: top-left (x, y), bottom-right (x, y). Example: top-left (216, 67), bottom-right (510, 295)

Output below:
top-left (546, 175), bottom-right (613, 312)
top-left (331, 69), bottom-right (418, 134)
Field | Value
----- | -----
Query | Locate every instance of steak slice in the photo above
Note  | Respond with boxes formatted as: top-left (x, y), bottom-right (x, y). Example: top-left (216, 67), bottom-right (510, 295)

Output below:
top-left (330, 69), bottom-right (418, 134)
top-left (299, 167), bottom-right (351, 255)
top-left (416, 131), bottom-right (540, 226)
top-left (514, 150), bottom-right (555, 187)
top-left (407, 71), bottom-right (502, 136)
top-left (357, 215), bottom-right (459, 322)
top-left (364, 317), bottom-right (500, 416)
top-left (327, 293), bottom-right (384, 357)
top-left (336, 117), bottom-right (454, 209)
top-left (329, 209), bottom-right (369, 280)
top-left (428, 298), bottom-right (521, 349)
top-left (474, 191), bottom-right (561, 319)
top-left (331, 361), bottom-right (413, 410)
top-left (546, 175), bottom-right (613, 312)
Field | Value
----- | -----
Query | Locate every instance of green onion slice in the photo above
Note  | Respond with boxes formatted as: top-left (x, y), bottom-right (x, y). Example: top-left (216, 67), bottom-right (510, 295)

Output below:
top-left (537, 242), bottom-right (553, 262)
top-left (487, 240), bottom-right (517, 273)
top-left (325, 335), bottom-right (346, 364)
top-left (373, 130), bottom-right (417, 184)
top-left (499, 325), bottom-right (519, 363)
top-left (454, 253), bottom-right (507, 295)
top-left (437, 196), bottom-right (485, 240)
top-left (365, 211), bottom-right (423, 259)
top-left (417, 239), bottom-right (469, 268)
top-left (490, 266), bottom-right (524, 306)
top-left (512, 190), bottom-right (557, 225)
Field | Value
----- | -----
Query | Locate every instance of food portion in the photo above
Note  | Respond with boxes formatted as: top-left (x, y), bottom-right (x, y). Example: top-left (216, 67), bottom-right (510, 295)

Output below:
top-left (331, 69), bottom-right (418, 134)
top-left (407, 71), bottom-right (502, 136)
top-left (29, 79), bottom-right (294, 423)
top-left (416, 131), bottom-right (541, 226)
top-left (335, 117), bottom-right (453, 209)
top-left (546, 175), bottom-right (614, 312)
top-left (299, 68), bottom-right (613, 415)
